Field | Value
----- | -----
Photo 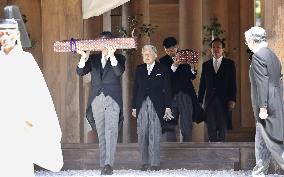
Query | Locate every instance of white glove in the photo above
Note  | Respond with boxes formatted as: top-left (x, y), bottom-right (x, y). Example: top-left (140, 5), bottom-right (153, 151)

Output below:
top-left (77, 50), bottom-right (90, 68)
top-left (163, 108), bottom-right (174, 121)
top-left (132, 109), bottom-right (137, 118)
top-left (106, 46), bottom-right (116, 58)
top-left (77, 50), bottom-right (90, 62)
top-left (259, 108), bottom-right (268, 119)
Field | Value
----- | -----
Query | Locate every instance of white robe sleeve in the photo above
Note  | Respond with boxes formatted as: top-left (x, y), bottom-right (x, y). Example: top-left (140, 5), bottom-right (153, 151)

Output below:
top-left (18, 52), bottom-right (63, 172)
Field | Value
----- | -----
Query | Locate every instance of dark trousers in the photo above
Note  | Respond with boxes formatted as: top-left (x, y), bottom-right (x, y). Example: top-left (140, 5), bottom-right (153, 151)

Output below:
top-left (165, 91), bottom-right (193, 142)
top-left (205, 96), bottom-right (227, 142)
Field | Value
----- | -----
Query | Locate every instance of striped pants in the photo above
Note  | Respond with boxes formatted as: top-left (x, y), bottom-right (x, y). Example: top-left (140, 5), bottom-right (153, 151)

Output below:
top-left (252, 122), bottom-right (284, 177)
top-left (137, 97), bottom-right (162, 166)
top-left (91, 93), bottom-right (120, 167)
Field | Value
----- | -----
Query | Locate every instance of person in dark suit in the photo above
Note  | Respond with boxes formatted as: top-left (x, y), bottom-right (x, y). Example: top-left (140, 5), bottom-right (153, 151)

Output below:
top-left (198, 38), bottom-right (236, 142)
top-left (76, 31), bottom-right (125, 175)
top-left (159, 37), bottom-right (199, 142)
top-left (132, 45), bottom-right (172, 171)
top-left (245, 26), bottom-right (284, 177)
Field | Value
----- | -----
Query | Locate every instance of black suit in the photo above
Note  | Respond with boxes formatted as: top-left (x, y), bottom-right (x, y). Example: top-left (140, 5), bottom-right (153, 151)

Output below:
top-left (198, 57), bottom-right (236, 141)
top-left (159, 55), bottom-right (203, 121)
top-left (132, 61), bottom-right (171, 127)
top-left (159, 55), bottom-right (203, 141)
top-left (76, 53), bottom-right (125, 129)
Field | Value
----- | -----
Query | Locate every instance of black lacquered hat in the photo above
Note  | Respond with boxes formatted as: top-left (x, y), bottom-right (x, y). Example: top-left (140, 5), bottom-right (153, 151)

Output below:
top-left (3, 5), bottom-right (31, 48)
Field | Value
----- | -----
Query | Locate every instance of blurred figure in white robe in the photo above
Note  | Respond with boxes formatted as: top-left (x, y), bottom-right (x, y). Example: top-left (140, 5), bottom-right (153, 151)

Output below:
top-left (0, 19), bottom-right (63, 177)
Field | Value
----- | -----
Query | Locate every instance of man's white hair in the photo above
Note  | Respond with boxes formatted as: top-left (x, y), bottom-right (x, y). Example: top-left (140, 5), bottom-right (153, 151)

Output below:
top-left (244, 26), bottom-right (267, 43)
top-left (142, 44), bottom-right (157, 54)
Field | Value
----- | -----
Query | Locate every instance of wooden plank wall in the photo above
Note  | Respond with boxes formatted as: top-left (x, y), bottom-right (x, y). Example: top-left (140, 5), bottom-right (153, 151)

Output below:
top-left (41, 0), bottom-right (83, 143)
top-left (150, 2), bottom-right (179, 59)
top-left (263, 0), bottom-right (284, 75)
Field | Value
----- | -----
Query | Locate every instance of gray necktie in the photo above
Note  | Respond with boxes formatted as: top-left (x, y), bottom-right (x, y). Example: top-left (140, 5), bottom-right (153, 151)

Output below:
top-left (214, 59), bottom-right (218, 73)
top-left (147, 65), bottom-right (151, 75)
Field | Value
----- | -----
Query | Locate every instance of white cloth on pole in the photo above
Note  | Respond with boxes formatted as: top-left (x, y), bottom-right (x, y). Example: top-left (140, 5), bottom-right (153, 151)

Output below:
top-left (82, 0), bottom-right (130, 19)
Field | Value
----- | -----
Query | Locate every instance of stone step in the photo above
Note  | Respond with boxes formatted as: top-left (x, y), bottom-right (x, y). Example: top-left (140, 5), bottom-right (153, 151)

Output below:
top-left (61, 142), bottom-right (255, 171)
top-left (226, 130), bottom-right (255, 142)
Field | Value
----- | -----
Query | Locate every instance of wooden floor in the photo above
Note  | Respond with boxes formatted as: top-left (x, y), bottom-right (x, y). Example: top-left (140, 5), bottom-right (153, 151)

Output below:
top-left (62, 142), bottom-right (256, 171)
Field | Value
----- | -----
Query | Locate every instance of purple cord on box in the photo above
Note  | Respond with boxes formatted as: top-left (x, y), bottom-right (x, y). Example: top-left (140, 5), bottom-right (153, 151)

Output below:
top-left (70, 38), bottom-right (77, 54)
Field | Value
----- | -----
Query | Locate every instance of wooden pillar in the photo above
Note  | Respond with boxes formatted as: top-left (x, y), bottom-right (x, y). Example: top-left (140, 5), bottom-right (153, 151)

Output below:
top-left (263, 0), bottom-right (284, 72)
top-left (239, 0), bottom-right (255, 130)
top-left (139, 0), bottom-right (150, 45)
top-left (41, 0), bottom-right (83, 143)
top-left (121, 2), bottom-right (132, 143)
top-left (179, 0), bottom-right (204, 142)
top-left (129, 0), bottom-right (150, 61)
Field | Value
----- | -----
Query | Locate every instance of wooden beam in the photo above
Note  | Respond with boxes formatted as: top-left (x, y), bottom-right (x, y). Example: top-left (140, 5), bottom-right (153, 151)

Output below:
top-left (150, 0), bottom-right (178, 4)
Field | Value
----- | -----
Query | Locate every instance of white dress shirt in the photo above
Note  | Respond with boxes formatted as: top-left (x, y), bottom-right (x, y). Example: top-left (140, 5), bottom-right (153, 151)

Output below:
top-left (102, 55), bottom-right (118, 68)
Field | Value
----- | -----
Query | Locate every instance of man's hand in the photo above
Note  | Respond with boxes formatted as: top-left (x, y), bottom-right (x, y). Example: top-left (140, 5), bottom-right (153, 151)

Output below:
top-left (163, 108), bottom-right (174, 121)
top-left (76, 49), bottom-right (90, 62)
top-left (132, 109), bottom-right (137, 118)
top-left (189, 62), bottom-right (197, 70)
top-left (228, 101), bottom-right (236, 111)
top-left (199, 102), bottom-right (204, 109)
top-left (106, 46), bottom-right (116, 58)
top-left (172, 55), bottom-right (182, 67)
top-left (259, 107), bottom-right (268, 119)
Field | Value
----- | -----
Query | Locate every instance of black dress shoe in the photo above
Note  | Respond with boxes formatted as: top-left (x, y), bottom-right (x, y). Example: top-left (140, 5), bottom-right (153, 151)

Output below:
top-left (140, 164), bottom-right (149, 171)
top-left (101, 164), bottom-right (113, 175)
top-left (150, 166), bottom-right (160, 171)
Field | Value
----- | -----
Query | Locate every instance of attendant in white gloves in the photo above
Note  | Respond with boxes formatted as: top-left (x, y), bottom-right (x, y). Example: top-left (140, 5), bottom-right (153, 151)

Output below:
top-left (76, 31), bottom-right (125, 175)
top-left (132, 45), bottom-right (172, 171)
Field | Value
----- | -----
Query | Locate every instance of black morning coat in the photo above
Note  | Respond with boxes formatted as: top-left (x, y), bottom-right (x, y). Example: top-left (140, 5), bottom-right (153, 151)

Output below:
top-left (76, 53), bottom-right (125, 130)
top-left (132, 61), bottom-right (172, 128)
top-left (249, 47), bottom-right (284, 141)
top-left (198, 57), bottom-right (237, 128)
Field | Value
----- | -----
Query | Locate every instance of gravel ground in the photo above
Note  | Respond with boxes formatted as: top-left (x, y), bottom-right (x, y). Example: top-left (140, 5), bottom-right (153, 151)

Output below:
top-left (35, 169), bottom-right (283, 177)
